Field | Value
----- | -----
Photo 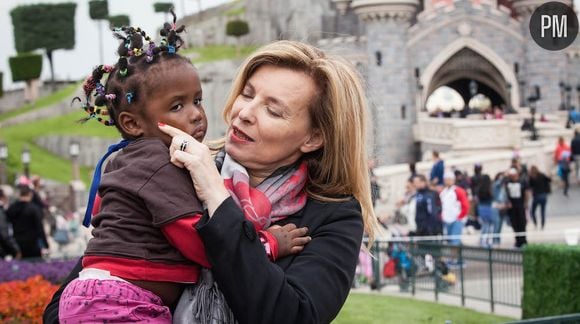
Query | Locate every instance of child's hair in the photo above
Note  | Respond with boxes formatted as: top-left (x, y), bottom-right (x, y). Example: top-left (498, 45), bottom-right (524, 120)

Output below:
top-left (74, 9), bottom-right (193, 139)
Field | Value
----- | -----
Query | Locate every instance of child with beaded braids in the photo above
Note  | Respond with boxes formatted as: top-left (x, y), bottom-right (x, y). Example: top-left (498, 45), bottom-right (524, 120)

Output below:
top-left (58, 12), bottom-right (309, 323)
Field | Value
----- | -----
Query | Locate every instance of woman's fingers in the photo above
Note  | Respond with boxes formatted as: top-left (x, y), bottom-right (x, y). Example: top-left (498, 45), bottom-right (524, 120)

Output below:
top-left (292, 236), bottom-right (312, 246)
top-left (158, 122), bottom-right (190, 137)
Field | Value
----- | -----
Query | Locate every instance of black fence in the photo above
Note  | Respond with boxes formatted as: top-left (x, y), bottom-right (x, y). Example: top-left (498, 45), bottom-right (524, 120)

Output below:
top-left (369, 239), bottom-right (523, 312)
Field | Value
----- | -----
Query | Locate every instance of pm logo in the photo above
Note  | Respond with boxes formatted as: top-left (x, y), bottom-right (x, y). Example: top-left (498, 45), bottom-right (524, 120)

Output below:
top-left (530, 1), bottom-right (578, 51)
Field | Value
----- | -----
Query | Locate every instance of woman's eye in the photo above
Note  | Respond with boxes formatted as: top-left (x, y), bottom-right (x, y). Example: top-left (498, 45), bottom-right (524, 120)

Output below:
top-left (267, 107), bottom-right (282, 117)
top-left (171, 103), bottom-right (184, 111)
top-left (241, 92), bottom-right (252, 99)
top-left (194, 98), bottom-right (203, 106)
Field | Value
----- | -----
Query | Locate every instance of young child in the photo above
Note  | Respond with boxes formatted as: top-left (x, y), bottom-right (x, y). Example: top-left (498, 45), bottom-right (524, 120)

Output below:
top-left (59, 13), bottom-right (309, 323)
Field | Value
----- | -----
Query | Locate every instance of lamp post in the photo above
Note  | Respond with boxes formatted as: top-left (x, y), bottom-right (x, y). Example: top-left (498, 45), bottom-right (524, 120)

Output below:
top-left (506, 82), bottom-right (514, 113)
top-left (69, 140), bottom-right (80, 181)
top-left (21, 146), bottom-right (30, 179)
top-left (565, 84), bottom-right (572, 111)
top-left (527, 86), bottom-right (540, 141)
top-left (559, 81), bottom-right (566, 110)
top-left (576, 85), bottom-right (580, 111)
top-left (0, 142), bottom-right (7, 185)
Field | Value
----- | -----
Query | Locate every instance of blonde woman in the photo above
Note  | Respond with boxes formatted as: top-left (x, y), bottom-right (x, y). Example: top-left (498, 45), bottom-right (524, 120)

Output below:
top-left (45, 41), bottom-right (377, 323)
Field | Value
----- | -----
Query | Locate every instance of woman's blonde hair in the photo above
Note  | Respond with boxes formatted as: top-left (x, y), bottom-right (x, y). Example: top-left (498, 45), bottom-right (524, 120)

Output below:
top-left (216, 40), bottom-right (378, 242)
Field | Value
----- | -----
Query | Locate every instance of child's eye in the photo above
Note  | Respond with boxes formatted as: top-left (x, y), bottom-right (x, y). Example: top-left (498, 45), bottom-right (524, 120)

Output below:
top-left (171, 103), bottom-right (184, 111)
top-left (194, 98), bottom-right (203, 106)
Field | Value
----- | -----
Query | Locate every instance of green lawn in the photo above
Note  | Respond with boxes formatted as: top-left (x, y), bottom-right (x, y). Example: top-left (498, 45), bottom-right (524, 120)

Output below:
top-left (333, 293), bottom-right (515, 324)
top-left (0, 83), bottom-right (79, 123)
top-left (183, 44), bottom-right (260, 63)
top-left (0, 109), bottom-right (120, 184)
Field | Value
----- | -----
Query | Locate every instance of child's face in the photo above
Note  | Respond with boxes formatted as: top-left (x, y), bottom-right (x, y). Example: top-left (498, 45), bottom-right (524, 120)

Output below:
top-left (139, 63), bottom-right (207, 146)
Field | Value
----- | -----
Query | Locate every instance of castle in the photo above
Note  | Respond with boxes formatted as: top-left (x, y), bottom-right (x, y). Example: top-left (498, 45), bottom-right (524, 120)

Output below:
top-left (183, 0), bottom-right (580, 165)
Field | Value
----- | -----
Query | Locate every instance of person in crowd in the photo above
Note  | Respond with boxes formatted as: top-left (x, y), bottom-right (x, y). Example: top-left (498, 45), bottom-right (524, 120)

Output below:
top-left (408, 162), bottom-right (417, 181)
top-left (0, 188), bottom-right (21, 259)
top-left (6, 185), bottom-right (48, 258)
top-left (476, 172), bottom-right (495, 247)
top-left (45, 39), bottom-right (377, 323)
top-left (439, 171), bottom-right (469, 246)
top-left (491, 172), bottom-right (509, 245)
top-left (554, 136), bottom-right (571, 165)
top-left (453, 169), bottom-right (470, 190)
top-left (510, 156), bottom-right (529, 184)
top-left (394, 179), bottom-right (417, 235)
top-left (505, 168), bottom-right (530, 248)
top-left (430, 151), bottom-right (445, 189)
top-left (413, 174), bottom-right (442, 237)
top-left (369, 159), bottom-right (381, 208)
top-left (558, 151), bottom-right (571, 196)
top-left (571, 130), bottom-right (580, 183)
top-left (528, 165), bottom-right (551, 230)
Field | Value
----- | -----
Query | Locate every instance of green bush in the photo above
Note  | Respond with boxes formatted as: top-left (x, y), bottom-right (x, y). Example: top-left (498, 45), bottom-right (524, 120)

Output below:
top-left (9, 53), bottom-right (43, 82)
top-left (89, 0), bottom-right (108, 20)
top-left (11, 3), bottom-right (76, 53)
top-left (226, 19), bottom-right (249, 38)
top-left (523, 244), bottom-right (580, 318)
top-left (153, 2), bottom-right (173, 13)
top-left (108, 15), bottom-right (130, 29)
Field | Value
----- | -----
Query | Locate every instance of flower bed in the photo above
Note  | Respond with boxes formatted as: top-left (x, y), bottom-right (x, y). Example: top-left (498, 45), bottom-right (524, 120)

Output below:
top-left (0, 275), bottom-right (58, 323)
top-left (0, 258), bottom-right (78, 284)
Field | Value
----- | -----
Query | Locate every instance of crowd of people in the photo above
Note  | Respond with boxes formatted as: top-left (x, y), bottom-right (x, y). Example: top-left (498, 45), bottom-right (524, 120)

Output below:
top-left (387, 138), bottom-right (580, 250)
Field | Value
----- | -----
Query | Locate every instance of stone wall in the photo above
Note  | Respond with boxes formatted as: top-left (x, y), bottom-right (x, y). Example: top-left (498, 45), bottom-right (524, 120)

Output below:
top-left (35, 136), bottom-right (119, 167)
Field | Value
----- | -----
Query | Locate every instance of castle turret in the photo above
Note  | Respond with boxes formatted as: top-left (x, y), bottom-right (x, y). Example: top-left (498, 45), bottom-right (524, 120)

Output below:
top-left (351, 0), bottom-right (420, 165)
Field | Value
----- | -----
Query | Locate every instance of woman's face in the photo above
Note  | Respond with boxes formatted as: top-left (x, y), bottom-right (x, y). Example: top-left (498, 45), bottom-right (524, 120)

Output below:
top-left (225, 65), bottom-right (323, 174)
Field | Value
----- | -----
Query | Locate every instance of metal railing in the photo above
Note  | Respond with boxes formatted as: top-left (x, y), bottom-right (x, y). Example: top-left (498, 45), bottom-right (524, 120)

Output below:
top-left (369, 239), bottom-right (523, 312)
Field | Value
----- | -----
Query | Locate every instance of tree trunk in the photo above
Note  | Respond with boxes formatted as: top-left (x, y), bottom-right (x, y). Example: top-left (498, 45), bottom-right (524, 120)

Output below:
top-left (236, 37), bottom-right (241, 57)
top-left (46, 49), bottom-right (56, 91)
top-left (98, 20), bottom-right (104, 64)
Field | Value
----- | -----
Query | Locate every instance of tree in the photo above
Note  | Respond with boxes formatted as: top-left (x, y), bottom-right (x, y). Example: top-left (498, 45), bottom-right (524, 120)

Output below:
top-left (154, 2), bottom-right (173, 22)
top-left (9, 53), bottom-right (43, 102)
top-left (10, 3), bottom-right (77, 90)
top-left (226, 19), bottom-right (249, 56)
top-left (108, 15), bottom-right (130, 29)
top-left (89, 0), bottom-right (109, 64)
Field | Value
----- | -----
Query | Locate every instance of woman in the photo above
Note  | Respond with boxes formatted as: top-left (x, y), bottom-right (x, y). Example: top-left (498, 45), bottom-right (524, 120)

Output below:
top-left (528, 165), bottom-right (551, 229)
top-left (44, 41), bottom-right (377, 323)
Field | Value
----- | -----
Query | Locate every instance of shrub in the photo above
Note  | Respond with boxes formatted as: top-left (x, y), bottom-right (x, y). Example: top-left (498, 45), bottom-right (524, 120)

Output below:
top-left (523, 244), bottom-right (580, 318)
top-left (153, 2), bottom-right (173, 13)
top-left (0, 276), bottom-right (58, 323)
top-left (226, 19), bottom-right (250, 38)
top-left (108, 14), bottom-right (130, 29)
top-left (89, 0), bottom-right (108, 20)
top-left (8, 53), bottom-right (43, 82)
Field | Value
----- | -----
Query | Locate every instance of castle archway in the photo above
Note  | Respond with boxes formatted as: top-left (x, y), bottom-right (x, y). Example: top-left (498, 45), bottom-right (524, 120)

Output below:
top-left (420, 37), bottom-right (520, 111)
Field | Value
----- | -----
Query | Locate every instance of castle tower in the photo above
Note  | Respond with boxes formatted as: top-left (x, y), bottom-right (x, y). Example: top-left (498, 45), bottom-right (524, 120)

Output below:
top-left (350, 0), bottom-right (420, 165)
top-left (512, 0), bottom-right (572, 112)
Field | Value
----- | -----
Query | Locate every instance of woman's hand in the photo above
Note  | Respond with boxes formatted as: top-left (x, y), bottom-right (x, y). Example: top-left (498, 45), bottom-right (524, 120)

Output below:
top-left (158, 123), bottom-right (230, 216)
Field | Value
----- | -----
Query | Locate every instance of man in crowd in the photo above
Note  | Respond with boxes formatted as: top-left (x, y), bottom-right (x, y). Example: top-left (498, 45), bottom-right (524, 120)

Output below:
top-left (6, 185), bottom-right (49, 258)
top-left (0, 188), bottom-right (21, 259)
top-left (430, 151), bottom-right (445, 190)
top-left (505, 168), bottom-right (530, 248)
top-left (413, 174), bottom-right (442, 237)
top-left (571, 130), bottom-right (580, 183)
top-left (440, 171), bottom-right (470, 246)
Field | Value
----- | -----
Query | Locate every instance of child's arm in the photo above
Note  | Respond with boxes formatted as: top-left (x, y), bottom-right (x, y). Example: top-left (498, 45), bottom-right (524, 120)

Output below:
top-left (260, 223), bottom-right (311, 261)
top-left (162, 214), bottom-right (212, 268)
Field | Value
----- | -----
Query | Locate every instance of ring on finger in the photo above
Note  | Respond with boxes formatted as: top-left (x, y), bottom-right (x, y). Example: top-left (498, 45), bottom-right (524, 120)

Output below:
top-left (179, 139), bottom-right (189, 152)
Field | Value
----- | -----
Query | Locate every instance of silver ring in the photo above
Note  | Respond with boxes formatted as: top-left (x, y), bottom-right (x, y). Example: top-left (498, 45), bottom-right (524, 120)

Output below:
top-left (179, 140), bottom-right (189, 152)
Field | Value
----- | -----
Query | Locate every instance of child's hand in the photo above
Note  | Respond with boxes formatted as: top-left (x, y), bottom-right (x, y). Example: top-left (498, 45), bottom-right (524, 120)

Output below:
top-left (267, 223), bottom-right (311, 258)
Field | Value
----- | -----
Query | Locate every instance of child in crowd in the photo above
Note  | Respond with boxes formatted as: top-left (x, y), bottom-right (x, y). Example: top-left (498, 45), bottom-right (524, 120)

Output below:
top-left (59, 12), bottom-right (309, 323)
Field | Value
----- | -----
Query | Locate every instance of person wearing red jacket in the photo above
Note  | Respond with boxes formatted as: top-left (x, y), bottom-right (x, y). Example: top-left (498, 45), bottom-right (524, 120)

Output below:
top-left (439, 171), bottom-right (470, 245)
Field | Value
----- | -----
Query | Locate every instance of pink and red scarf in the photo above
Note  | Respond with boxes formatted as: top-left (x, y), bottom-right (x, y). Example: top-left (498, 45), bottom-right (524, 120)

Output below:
top-left (220, 153), bottom-right (308, 230)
